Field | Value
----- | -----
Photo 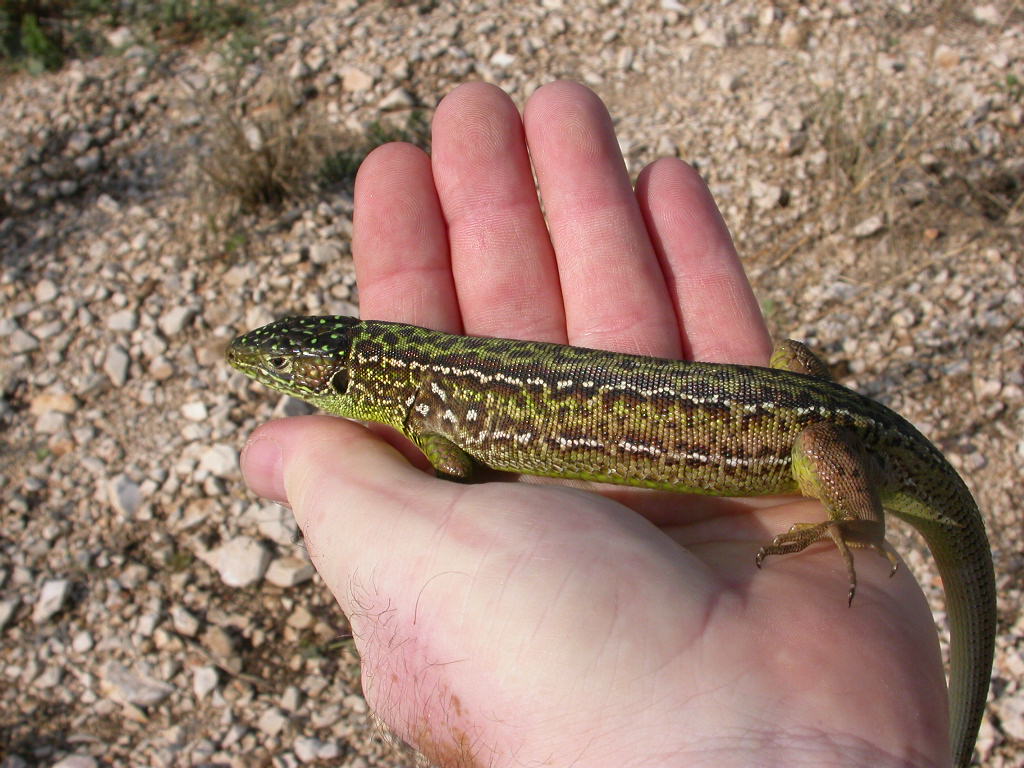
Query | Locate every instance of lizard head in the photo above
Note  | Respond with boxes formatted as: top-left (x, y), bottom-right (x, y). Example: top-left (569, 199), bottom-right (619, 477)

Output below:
top-left (227, 315), bottom-right (360, 403)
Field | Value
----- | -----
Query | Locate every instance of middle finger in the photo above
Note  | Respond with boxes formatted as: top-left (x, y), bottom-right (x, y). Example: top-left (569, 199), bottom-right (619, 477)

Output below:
top-left (525, 81), bottom-right (681, 359)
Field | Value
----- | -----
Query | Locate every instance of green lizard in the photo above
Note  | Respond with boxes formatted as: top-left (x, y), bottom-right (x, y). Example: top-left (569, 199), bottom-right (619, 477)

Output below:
top-left (227, 314), bottom-right (995, 767)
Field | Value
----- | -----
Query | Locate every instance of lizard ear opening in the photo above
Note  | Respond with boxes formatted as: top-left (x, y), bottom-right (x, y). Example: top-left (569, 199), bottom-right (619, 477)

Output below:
top-left (331, 369), bottom-right (348, 394)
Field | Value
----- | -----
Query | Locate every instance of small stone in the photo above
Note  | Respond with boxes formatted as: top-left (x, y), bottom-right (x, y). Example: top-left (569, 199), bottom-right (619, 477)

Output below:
top-left (106, 25), bottom-right (134, 48)
top-left (778, 131), bottom-right (807, 156)
top-left (149, 356), bottom-right (174, 381)
top-left (170, 605), bottom-right (200, 637)
top-left (52, 757), bottom-right (96, 768)
top-left (201, 625), bottom-right (236, 659)
top-left (289, 58), bottom-right (310, 80)
top-left (490, 50), bottom-right (515, 68)
top-left (310, 704), bottom-right (342, 729)
top-left (718, 73), bottom-right (741, 92)
top-left (0, 596), bottom-right (20, 630)
top-left (342, 66), bottom-right (375, 92)
top-left (242, 121), bottom-right (263, 152)
top-left (140, 331), bottom-right (167, 358)
top-left (33, 579), bottom-right (71, 623)
top-left (697, 26), bottom-right (728, 48)
top-left (281, 685), bottom-right (302, 712)
top-left (305, 45), bottom-right (326, 73)
top-left (265, 557), bottom-right (315, 588)
top-left (286, 605), bottom-right (313, 630)
top-left (294, 736), bottom-right (328, 763)
top-left (34, 410), bottom-right (67, 434)
top-left (656, 135), bottom-right (677, 157)
top-left (104, 344), bottom-right (130, 386)
top-left (852, 214), bottom-right (885, 238)
top-left (974, 716), bottom-right (999, 761)
top-left (1005, 650), bottom-right (1024, 680)
top-left (198, 443), bottom-right (238, 479)
top-left (33, 319), bottom-right (65, 339)
top-left (66, 130), bottom-right (93, 155)
top-left (779, 20), bottom-right (804, 48)
top-left (214, 536), bottom-right (270, 587)
top-left (315, 741), bottom-right (340, 760)
top-left (10, 329), bottom-right (39, 353)
top-left (996, 694), bottom-right (1024, 740)
top-left (972, 4), bottom-right (1000, 25)
top-left (934, 45), bottom-right (960, 69)
top-left (919, 152), bottom-right (942, 173)
top-left (96, 193), bottom-right (120, 213)
top-left (74, 150), bottom-right (102, 174)
top-left (343, 693), bottom-right (368, 714)
top-left (751, 179), bottom-right (784, 210)
top-left (106, 309), bottom-right (138, 332)
top-left (181, 401), bottom-right (208, 422)
top-left (258, 706), bottom-right (289, 736)
top-left (33, 665), bottom-right (63, 689)
top-left (107, 474), bottom-right (143, 517)
top-left (159, 306), bottom-right (196, 337)
top-left (30, 391), bottom-right (77, 415)
top-left (277, 396), bottom-right (315, 418)
top-left (71, 630), bottom-right (94, 652)
top-left (256, 504), bottom-right (298, 545)
top-left (974, 378), bottom-right (1002, 399)
top-left (890, 308), bottom-right (916, 328)
top-left (52, 757), bottom-right (97, 768)
top-left (193, 665), bottom-right (218, 699)
top-left (379, 87), bottom-right (415, 110)
top-left (120, 562), bottom-right (150, 589)
top-left (34, 279), bottom-right (58, 303)
top-left (617, 46), bottom-right (634, 71)
top-left (103, 661), bottom-right (175, 706)
top-left (309, 243), bottom-right (341, 265)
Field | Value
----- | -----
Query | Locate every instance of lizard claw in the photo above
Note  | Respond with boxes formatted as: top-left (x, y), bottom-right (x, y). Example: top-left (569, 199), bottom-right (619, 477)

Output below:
top-left (755, 519), bottom-right (898, 606)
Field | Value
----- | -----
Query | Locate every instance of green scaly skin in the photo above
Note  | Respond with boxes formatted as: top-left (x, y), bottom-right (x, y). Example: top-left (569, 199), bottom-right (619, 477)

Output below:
top-left (228, 315), bottom-right (995, 767)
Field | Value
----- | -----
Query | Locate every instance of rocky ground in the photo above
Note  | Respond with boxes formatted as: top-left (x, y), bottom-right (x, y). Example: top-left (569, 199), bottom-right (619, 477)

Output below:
top-left (1, 0), bottom-right (1022, 766)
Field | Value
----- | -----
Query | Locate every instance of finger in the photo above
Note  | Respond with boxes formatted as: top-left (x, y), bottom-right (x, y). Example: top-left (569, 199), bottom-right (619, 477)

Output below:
top-left (524, 81), bottom-right (680, 358)
top-left (636, 158), bottom-right (772, 365)
top-left (353, 142), bottom-right (461, 332)
top-left (432, 82), bottom-right (566, 342)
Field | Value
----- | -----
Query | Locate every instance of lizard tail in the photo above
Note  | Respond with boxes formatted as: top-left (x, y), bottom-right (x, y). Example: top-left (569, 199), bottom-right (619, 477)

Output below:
top-left (916, 509), bottom-right (995, 768)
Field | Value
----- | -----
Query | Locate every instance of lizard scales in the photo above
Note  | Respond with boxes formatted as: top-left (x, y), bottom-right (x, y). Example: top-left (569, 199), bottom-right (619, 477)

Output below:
top-left (228, 314), bottom-right (996, 767)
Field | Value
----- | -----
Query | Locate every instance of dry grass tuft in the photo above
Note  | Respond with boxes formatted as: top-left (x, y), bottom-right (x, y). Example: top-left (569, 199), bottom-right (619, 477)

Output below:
top-left (190, 82), bottom-right (431, 251)
top-left (198, 86), bottom-right (325, 213)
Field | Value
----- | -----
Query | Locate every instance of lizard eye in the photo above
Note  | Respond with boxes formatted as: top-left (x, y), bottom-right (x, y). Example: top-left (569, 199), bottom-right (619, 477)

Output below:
top-left (267, 356), bottom-right (290, 372)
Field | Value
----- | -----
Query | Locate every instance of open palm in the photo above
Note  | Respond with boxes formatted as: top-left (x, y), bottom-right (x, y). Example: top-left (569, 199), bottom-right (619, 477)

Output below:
top-left (241, 82), bottom-right (949, 767)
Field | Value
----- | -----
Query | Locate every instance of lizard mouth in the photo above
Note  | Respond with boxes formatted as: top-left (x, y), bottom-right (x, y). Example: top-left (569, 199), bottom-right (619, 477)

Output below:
top-left (225, 339), bottom-right (254, 371)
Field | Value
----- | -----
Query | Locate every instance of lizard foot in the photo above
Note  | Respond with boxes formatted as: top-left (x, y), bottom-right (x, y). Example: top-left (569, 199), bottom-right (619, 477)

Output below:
top-left (755, 519), bottom-right (899, 606)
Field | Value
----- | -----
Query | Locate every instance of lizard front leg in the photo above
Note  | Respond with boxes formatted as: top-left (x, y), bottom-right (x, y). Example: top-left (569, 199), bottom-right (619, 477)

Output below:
top-left (403, 377), bottom-right (477, 480)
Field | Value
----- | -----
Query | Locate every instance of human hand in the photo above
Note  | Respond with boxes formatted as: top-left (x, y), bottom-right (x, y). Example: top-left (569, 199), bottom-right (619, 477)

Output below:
top-left (241, 81), bottom-right (949, 767)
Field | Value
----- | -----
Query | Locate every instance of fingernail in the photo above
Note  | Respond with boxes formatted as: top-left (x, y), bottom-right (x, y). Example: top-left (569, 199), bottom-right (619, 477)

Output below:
top-left (240, 434), bottom-right (287, 502)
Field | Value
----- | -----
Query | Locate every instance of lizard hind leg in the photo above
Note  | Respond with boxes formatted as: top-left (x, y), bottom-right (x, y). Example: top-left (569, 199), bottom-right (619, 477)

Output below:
top-left (755, 422), bottom-right (899, 606)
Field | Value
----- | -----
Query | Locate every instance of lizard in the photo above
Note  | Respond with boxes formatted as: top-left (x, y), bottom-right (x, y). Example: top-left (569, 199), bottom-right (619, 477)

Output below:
top-left (227, 314), bottom-right (996, 767)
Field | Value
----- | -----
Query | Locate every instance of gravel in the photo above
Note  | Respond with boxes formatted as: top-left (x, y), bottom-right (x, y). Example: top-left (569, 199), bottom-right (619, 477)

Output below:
top-left (0, 0), bottom-right (1021, 766)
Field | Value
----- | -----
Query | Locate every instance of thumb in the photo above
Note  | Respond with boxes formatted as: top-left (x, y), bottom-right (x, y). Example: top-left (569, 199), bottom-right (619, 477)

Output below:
top-left (239, 415), bottom-right (456, 612)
